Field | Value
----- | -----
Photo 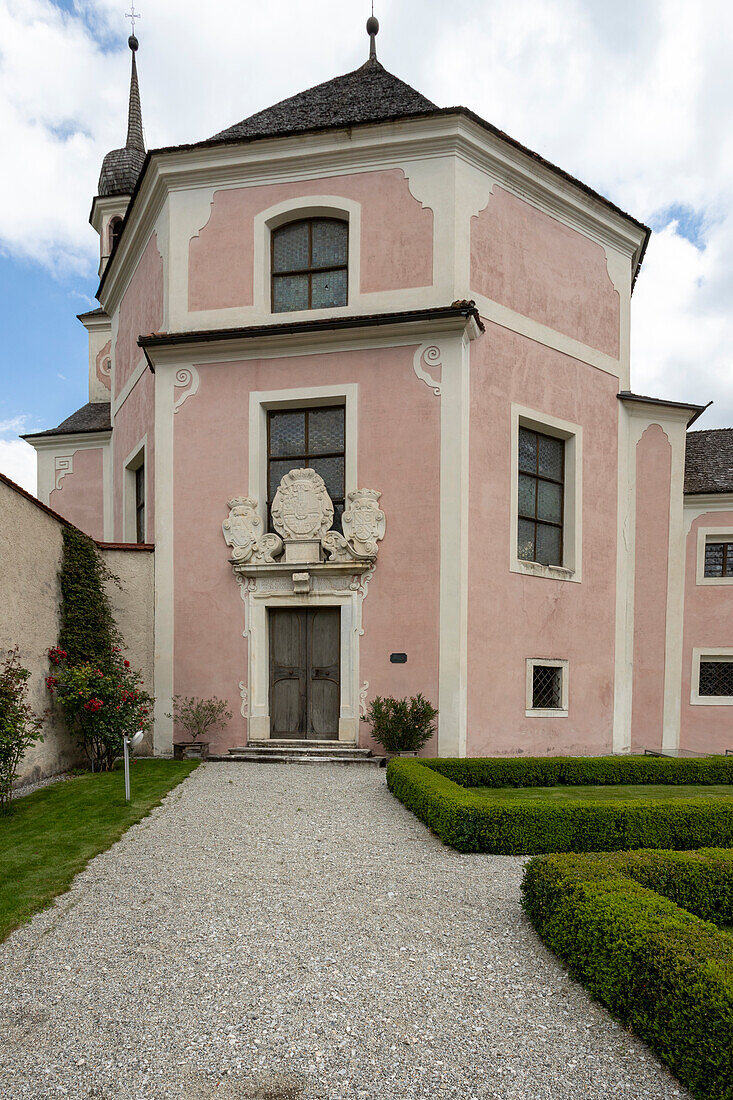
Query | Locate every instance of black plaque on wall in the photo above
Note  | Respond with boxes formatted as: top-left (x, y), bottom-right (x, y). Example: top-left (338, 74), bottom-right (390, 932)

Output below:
top-left (390, 653), bottom-right (407, 664)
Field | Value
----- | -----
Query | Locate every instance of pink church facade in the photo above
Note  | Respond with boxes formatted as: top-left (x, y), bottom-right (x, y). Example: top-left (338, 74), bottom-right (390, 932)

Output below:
top-left (25, 33), bottom-right (733, 759)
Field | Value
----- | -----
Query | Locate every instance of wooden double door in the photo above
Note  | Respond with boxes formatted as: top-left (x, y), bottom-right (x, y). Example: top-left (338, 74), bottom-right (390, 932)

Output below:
top-left (269, 607), bottom-right (341, 739)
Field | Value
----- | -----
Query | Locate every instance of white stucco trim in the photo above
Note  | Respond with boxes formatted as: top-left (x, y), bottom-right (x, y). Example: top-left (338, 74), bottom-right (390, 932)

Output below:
top-left (247, 384), bottom-right (358, 528)
top-left (437, 334), bottom-right (471, 757)
top-left (121, 435), bottom-right (147, 543)
top-left (660, 418), bottom-right (688, 756)
top-left (509, 405), bottom-right (583, 583)
top-left (112, 358), bottom-right (148, 417)
top-left (30, 432), bottom-right (113, 541)
top-left (473, 292), bottom-right (622, 381)
top-left (153, 364), bottom-right (177, 756)
top-left (525, 658), bottom-right (569, 718)
top-left (252, 196), bottom-right (361, 318)
top-left (612, 404), bottom-right (635, 753)
top-left (690, 648), bottom-right (733, 706)
top-left (695, 526), bottom-right (733, 585)
top-left (244, 588), bottom-right (362, 743)
top-left (684, 493), bottom-right (733, 534)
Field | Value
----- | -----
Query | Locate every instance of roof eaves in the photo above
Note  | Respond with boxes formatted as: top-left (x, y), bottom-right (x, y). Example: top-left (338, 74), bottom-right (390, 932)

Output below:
top-left (138, 301), bottom-right (485, 354)
top-left (618, 391), bottom-right (710, 427)
top-left (97, 105), bottom-right (651, 301)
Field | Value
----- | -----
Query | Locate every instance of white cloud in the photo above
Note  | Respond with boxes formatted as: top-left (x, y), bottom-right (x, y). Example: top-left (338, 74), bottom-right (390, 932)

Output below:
top-left (0, 0), bottom-right (732, 420)
top-left (0, 436), bottom-right (36, 494)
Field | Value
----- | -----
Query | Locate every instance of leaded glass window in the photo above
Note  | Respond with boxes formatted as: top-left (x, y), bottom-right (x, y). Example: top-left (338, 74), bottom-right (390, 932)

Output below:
top-left (704, 541), bottom-right (733, 578)
top-left (135, 463), bottom-right (145, 544)
top-left (267, 406), bottom-right (346, 531)
top-left (271, 218), bottom-right (348, 313)
top-left (517, 427), bottom-right (565, 567)
top-left (532, 664), bottom-right (563, 709)
top-left (699, 660), bottom-right (733, 697)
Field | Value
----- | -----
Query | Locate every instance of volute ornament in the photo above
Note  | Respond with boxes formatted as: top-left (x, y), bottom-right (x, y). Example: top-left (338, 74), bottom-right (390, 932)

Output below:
top-left (341, 489), bottom-right (386, 558)
top-left (271, 468), bottom-right (333, 542)
top-left (222, 497), bottom-right (283, 563)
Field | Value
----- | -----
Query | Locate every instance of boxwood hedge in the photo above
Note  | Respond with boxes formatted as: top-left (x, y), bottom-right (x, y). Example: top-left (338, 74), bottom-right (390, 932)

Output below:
top-left (386, 756), bottom-right (733, 854)
top-left (521, 849), bottom-right (733, 1100)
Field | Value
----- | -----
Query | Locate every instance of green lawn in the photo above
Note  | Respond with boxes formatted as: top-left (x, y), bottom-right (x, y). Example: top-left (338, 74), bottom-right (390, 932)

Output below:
top-left (474, 783), bottom-right (733, 802)
top-left (0, 759), bottom-right (197, 942)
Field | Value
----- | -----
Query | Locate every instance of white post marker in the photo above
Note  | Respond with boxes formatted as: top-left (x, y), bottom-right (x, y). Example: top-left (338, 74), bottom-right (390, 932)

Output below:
top-left (124, 730), bottom-right (145, 802)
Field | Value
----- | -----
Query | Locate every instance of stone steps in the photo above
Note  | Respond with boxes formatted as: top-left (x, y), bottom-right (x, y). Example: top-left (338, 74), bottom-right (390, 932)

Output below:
top-left (208, 740), bottom-right (385, 767)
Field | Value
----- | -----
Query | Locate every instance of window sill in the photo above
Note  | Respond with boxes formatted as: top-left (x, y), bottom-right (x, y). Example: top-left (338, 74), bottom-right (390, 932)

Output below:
top-left (696, 576), bottom-right (733, 586)
top-left (525, 708), bottom-right (569, 718)
top-left (511, 559), bottom-right (579, 583)
top-left (690, 696), bottom-right (733, 706)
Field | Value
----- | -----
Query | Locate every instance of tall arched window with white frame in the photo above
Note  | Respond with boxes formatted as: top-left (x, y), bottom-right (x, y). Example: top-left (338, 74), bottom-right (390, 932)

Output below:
top-left (271, 217), bottom-right (348, 313)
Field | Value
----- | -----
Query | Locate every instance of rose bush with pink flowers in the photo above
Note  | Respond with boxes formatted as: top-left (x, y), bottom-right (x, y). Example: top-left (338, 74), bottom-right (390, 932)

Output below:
top-left (47, 646), bottom-right (153, 772)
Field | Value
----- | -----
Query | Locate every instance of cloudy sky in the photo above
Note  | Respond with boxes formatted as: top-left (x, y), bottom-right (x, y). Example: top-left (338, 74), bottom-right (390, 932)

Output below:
top-left (1, 0), bottom-right (732, 493)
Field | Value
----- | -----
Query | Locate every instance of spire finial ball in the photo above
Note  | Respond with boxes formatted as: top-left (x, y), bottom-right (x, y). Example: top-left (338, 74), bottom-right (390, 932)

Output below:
top-left (366, 15), bottom-right (379, 36)
top-left (128, 34), bottom-right (139, 51)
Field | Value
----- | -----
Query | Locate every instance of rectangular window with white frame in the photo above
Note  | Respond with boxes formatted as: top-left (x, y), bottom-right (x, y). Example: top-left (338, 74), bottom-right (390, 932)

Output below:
top-left (526, 658), bottom-right (569, 717)
top-left (690, 648), bottom-right (733, 705)
top-left (696, 528), bottom-right (733, 585)
top-left (511, 406), bottom-right (582, 582)
top-left (123, 437), bottom-right (146, 544)
top-left (249, 384), bottom-right (358, 535)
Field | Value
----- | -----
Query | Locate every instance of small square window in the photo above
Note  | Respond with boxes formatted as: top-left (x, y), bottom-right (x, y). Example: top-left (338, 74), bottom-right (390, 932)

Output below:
top-left (699, 660), bottom-right (733, 697)
top-left (533, 664), bottom-right (563, 709)
top-left (526, 659), bottom-right (568, 716)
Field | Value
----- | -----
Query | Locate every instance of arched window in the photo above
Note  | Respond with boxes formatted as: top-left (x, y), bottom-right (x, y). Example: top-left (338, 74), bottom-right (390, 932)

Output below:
top-left (109, 217), bottom-right (124, 253)
top-left (271, 218), bottom-right (348, 313)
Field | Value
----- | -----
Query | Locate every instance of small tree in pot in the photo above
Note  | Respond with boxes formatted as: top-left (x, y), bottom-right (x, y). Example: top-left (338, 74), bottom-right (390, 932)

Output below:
top-left (166, 696), bottom-right (232, 759)
top-left (361, 693), bottom-right (438, 756)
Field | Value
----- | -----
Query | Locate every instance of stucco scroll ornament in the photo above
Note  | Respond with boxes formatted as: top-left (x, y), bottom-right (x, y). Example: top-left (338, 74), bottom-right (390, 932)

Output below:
top-left (413, 343), bottom-right (442, 396)
top-left (54, 456), bottom-right (73, 490)
top-left (271, 468), bottom-right (333, 541)
top-left (222, 497), bottom-right (283, 563)
top-left (173, 366), bottom-right (200, 412)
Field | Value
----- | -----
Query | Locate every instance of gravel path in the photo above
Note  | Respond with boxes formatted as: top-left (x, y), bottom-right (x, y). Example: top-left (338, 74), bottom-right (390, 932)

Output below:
top-left (0, 763), bottom-right (688, 1100)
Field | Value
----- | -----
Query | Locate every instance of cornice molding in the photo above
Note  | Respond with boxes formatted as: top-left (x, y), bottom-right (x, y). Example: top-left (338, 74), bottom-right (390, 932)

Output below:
top-left (98, 114), bottom-right (648, 315)
top-left (25, 430), bottom-right (112, 452)
top-left (140, 308), bottom-right (481, 369)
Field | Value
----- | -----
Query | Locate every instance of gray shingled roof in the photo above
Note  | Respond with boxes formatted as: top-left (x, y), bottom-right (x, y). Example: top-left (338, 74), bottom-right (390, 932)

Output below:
top-left (22, 402), bottom-right (111, 440)
top-left (685, 428), bottom-right (733, 494)
top-left (211, 57), bottom-right (436, 142)
top-left (98, 41), bottom-right (146, 198)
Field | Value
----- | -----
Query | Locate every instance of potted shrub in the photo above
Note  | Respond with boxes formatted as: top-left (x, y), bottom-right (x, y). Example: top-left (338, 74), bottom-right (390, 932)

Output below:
top-left (166, 696), bottom-right (232, 760)
top-left (361, 693), bottom-right (438, 757)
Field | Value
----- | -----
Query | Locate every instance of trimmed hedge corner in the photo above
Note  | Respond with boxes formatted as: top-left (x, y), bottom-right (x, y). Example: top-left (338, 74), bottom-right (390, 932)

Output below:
top-left (423, 753), bottom-right (733, 787)
top-left (521, 849), bottom-right (733, 1100)
top-left (386, 756), bottom-right (733, 854)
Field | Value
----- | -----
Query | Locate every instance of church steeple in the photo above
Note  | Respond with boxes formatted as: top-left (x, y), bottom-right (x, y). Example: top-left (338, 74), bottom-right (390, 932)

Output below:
top-left (125, 35), bottom-right (145, 154)
top-left (96, 33), bottom-right (147, 199)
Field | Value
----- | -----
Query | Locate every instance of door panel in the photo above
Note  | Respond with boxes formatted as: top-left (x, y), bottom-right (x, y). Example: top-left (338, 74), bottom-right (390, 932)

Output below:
top-left (269, 609), bottom-right (306, 738)
top-left (308, 607), bottom-right (340, 737)
top-left (268, 607), bottom-right (340, 739)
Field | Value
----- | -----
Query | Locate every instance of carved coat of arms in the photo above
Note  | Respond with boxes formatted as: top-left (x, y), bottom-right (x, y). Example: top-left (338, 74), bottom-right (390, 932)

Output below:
top-left (271, 468), bottom-right (333, 541)
top-left (341, 489), bottom-right (386, 557)
top-left (222, 497), bottom-right (283, 563)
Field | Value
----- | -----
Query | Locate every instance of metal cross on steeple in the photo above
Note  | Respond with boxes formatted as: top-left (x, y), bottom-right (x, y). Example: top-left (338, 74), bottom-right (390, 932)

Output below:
top-left (125, 3), bottom-right (141, 37)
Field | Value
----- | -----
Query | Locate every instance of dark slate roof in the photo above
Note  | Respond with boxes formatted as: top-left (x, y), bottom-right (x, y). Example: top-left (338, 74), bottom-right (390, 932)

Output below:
top-left (98, 41), bottom-right (146, 198)
top-left (211, 57), bottom-right (437, 142)
top-left (685, 428), bottom-right (733, 494)
top-left (22, 402), bottom-right (111, 440)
